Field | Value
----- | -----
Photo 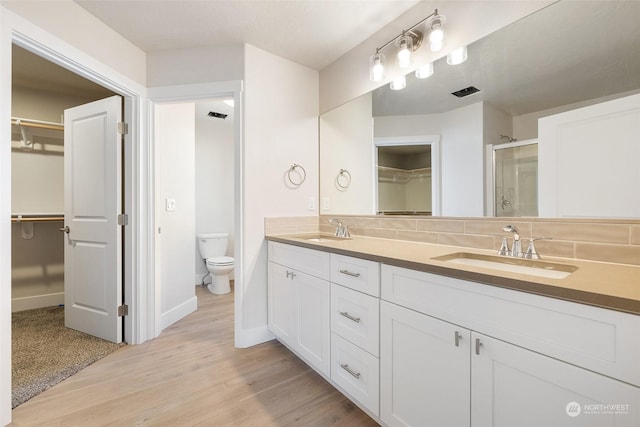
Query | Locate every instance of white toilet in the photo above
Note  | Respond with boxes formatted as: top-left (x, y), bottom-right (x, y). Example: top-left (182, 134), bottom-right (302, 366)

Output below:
top-left (197, 232), bottom-right (235, 295)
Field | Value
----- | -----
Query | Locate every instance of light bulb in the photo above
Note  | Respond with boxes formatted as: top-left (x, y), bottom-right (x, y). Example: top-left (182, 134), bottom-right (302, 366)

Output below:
top-left (429, 16), bottom-right (444, 52)
top-left (415, 62), bottom-right (434, 79)
top-left (370, 52), bottom-right (385, 82)
top-left (447, 46), bottom-right (468, 65)
top-left (390, 75), bottom-right (407, 90)
top-left (397, 37), bottom-right (412, 69)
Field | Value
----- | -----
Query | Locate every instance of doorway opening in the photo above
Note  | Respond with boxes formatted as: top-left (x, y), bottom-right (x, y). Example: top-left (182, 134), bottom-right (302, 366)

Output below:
top-left (10, 44), bottom-right (125, 408)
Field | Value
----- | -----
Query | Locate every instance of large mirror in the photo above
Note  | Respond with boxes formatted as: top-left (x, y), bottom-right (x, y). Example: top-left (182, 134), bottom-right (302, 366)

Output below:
top-left (319, 0), bottom-right (640, 218)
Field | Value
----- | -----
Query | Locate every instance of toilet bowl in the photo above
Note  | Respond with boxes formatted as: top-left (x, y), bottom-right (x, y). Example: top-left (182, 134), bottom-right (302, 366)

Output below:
top-left (197, 233), bottom-right (235, 295)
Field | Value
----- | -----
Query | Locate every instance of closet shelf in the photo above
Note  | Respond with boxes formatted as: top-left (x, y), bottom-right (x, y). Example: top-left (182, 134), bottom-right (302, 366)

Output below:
top-left (377, 165), bottom-right (431, 183)
top-left (11, 214), bottom-right (64, 223)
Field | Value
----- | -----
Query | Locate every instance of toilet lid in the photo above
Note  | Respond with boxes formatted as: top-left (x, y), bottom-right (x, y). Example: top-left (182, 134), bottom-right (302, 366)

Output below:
top-left (207, 256), bottom-right (234, 266)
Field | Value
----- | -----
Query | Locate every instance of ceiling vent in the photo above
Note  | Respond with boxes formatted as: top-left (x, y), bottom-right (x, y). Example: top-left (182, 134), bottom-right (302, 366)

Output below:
top-left (451, 86), bottom-right (480, 98)
top-left (208, 111), bottom-right (228, 119)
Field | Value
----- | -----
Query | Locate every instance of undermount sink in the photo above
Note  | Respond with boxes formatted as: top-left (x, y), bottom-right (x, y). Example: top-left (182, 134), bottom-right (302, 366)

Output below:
top-left (432, 252), bottom-right (578, 279)
top-left (298, 234), bottom-right (351, 243)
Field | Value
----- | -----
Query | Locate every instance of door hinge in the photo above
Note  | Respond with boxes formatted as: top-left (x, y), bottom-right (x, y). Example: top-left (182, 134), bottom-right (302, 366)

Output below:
top-left (118, 213), bottom-right (128, 226)
top-left (118, 122), bottom-right (129, 135)
top-left (118, 304), bottom-right (129, 317)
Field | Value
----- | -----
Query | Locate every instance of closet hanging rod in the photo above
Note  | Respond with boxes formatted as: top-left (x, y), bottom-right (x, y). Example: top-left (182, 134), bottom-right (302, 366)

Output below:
top-left (11, 214), bottom-right (64, 223)
top-left (11, 117), bottom-right (64, 131)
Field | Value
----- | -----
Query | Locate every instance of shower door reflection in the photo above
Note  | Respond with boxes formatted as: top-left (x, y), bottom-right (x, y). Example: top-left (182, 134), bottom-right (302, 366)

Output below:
top-left (494, 141), bottom-right (538, 217)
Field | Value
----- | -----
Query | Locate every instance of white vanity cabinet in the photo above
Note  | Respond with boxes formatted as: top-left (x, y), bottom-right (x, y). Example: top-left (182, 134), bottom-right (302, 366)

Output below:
top-left (267, 242), bottom-right (331, 377)
top-left (380, 264), bottom-right (640, 427)
top-left (329, 254), bottom-right (381, 416)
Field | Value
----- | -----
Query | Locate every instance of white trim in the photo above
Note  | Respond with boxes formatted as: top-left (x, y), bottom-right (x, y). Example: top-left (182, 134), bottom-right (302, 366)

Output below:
top-left (11, 292), bottom-right (64, 312)
top-left (1, 9), bottom-right (148, 422)
top-left (374, 135), bottom-right (442, 216)
top-left (147, 81), bottom-right (245, 346)
top-left (160, 296), bottom-right (198, 331)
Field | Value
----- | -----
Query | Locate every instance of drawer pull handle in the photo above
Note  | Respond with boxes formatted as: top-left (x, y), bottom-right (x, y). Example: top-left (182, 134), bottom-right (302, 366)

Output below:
top-left (475, 338), bottom-right (482, 355)
top-left (340, 363), bottom-right (361, 379)
top-left (339, 269), bottom-right (361, 278)
top-left (340, 311), bottom-right (361, 323)
top-left (455, 331), bottom-right (462, 347)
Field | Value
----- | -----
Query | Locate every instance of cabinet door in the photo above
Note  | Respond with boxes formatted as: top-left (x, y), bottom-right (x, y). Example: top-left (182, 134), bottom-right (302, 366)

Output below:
top-left (472, 333), bottom-right (640, 427)
top-left (296, 270), bottom-right (331, 377)
top-left (267, 262), bottom-right (296, 347)
top-left (380, 301), bottom-right (471, 427)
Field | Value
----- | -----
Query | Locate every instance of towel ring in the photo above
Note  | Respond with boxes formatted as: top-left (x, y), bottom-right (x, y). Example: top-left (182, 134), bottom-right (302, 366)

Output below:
top-left (287, 163), bottom-right (306, 186)
top-left (336, 169), bottom-right (351, 189)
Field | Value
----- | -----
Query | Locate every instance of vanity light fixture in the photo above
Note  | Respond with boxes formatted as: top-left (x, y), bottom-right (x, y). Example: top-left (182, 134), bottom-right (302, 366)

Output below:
top-left (447, 46), bottom-right (468, 65)
top-left (415, 62), bottom-right (434, 79)
top-left (369, 8), bottom-right (444, 84)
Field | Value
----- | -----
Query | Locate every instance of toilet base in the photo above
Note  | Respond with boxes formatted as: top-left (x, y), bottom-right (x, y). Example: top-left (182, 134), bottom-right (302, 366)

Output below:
top-left (207, 274), bottom-right (231, 295)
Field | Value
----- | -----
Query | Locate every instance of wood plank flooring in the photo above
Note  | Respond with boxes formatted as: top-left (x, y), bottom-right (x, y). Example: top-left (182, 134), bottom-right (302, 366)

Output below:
top-left (10, 286), bottom-right (379, 426)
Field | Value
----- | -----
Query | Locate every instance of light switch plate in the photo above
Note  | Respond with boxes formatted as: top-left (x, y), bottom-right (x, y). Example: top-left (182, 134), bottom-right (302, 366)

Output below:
top-left (166, 198), bottom-right (176, 211)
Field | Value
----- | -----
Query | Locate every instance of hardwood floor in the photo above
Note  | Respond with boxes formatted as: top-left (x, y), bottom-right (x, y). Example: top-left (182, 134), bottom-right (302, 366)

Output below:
top-left (10, 286), bottom-right (379, 426)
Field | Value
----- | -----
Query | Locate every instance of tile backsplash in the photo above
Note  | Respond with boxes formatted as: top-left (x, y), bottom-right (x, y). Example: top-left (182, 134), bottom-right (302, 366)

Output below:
top-left (265, 215), bottom-right (640, 266)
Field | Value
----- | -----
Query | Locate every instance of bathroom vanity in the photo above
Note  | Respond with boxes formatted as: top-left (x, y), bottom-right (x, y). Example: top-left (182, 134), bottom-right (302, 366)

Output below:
top-left (266, 234), bottom-right (640, 427)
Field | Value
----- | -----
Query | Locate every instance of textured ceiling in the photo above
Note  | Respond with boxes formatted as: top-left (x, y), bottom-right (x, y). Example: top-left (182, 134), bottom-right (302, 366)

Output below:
top-left (75, 0), bottom-right (422, 71)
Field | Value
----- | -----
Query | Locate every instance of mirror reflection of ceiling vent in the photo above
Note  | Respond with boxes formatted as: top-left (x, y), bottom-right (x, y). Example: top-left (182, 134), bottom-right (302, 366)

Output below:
top-left (451, 86), bottom-right (480, 98)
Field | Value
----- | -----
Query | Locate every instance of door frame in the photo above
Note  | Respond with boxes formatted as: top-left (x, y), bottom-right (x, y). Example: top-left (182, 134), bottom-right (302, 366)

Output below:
top-left (1, 15), bottom-right (149, 422)
top-left (373, 135), bottom-right (441, 216)
top-left (147, 82), bottom-right (244, 343)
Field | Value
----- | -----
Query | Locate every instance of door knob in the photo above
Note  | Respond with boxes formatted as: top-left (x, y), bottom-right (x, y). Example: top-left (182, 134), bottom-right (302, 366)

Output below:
top-left (59, 226), bottom-right (70, 234)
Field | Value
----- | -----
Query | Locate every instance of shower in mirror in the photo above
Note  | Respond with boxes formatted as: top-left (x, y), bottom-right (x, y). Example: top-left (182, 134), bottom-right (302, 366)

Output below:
top-left (493, 140), bottom-right (538, 217)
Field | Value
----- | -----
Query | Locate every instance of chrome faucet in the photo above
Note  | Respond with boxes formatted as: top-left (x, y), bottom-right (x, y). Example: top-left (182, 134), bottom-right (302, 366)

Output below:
top-left (329, 218), bottom-right (350, 238)
top-left (502, 225), bottom-right (521, 257)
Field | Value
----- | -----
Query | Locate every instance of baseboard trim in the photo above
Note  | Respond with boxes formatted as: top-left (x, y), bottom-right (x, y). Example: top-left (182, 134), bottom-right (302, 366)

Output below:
top-left (236, 325), bottom-right (274, 348)
top-left (160, 296), bottom-right (198, 331)
top-left (12, 292), bottom-right (64, 312)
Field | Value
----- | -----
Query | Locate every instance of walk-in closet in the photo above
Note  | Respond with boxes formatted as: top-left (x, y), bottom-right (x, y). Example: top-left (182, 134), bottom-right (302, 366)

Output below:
top-left (10, 45), bottom-right (119, 408)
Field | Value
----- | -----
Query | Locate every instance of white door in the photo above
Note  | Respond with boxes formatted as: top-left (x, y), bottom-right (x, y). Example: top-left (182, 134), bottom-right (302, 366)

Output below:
top-left (472, 333), bottom-right (640, 427)
top-left (63, 95), bottom-right (123, 343)
top-left (380, 301), bottom-right (471, 427)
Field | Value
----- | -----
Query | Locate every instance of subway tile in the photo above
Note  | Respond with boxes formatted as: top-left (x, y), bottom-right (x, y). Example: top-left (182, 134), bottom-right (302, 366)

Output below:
top-left (380, 218), bottom-right (417, 231)
top-left (465, 220), bottom-right (532, 238)
top-left (532, 222), bottom-right (629, 244)
top-left (358, 228), bottom-right (398, 240)
top-left (438, 233), bottom-right (494, 250)
top-left (416, 219), bottom-right (465, 233)
top-left (397, 230), bottom-right (439, 244)
top-left (575, 243), bottom-right (640, 266)
top-left (631, 226), bottom-right (640, 245)
top-left (533, 239), bottom-right (575, 259)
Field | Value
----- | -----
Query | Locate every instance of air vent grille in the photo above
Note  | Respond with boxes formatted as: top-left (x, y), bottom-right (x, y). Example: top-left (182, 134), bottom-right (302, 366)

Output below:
top-left (451, 86), bottom-right (480, 98)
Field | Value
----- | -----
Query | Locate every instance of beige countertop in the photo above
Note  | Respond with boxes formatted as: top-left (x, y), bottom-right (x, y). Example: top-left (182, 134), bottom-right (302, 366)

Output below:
top-left (266, 233), bottom-right (640, 316)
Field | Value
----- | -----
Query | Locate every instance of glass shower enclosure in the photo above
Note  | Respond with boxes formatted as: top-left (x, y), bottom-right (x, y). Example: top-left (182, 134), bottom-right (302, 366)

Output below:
top-left (493, 140), bottom-right (538, 217)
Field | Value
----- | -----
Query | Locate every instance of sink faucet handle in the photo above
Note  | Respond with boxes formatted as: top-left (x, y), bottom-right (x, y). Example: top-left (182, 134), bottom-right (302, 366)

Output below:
top-left (497, 236), bottom-right (510, 256)
top-left (524, 237), bottom-right (552, 260)
top-left (343, 225), bottom-right (351, 238)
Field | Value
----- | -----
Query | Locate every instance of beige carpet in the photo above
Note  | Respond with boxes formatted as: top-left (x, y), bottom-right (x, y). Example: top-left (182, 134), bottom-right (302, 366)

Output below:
top-left (12, 306), bottom-right (121, 408)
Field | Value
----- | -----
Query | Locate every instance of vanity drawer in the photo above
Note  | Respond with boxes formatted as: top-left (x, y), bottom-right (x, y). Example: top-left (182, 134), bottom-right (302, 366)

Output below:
top-left (331, 333), bottom-right (380, 417)
top-left (381, 264), bottom-right (640, 387)
top-left (331, 254), bottom-right (380, 297)
top-left (331, 284), bottom-right (380, 356)
top-left (268, 241), bottom-right (330, 280)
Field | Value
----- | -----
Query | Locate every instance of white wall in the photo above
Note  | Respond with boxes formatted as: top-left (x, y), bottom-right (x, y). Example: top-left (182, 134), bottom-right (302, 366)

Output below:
top-left (319, 1), bottom-right (553, 113)
top-left (374, 113), bottom-right (442, 137)
top-left (155, 103), bottom-right (197, 330)
top-left (242, 44), bottom-right (319, 344)
top-left (195, 107), bottom-right (235, 282)
top-left (147, 45), bottom-right (244, 87)
top-left (441, 102), bottom-right (484, 216)
top-left (319, 93), bottom-right (374, 215)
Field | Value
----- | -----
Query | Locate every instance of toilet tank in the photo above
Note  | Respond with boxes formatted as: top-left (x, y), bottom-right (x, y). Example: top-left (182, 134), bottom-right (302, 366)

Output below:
top-left (197, 233), bottom-right (228, 259)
